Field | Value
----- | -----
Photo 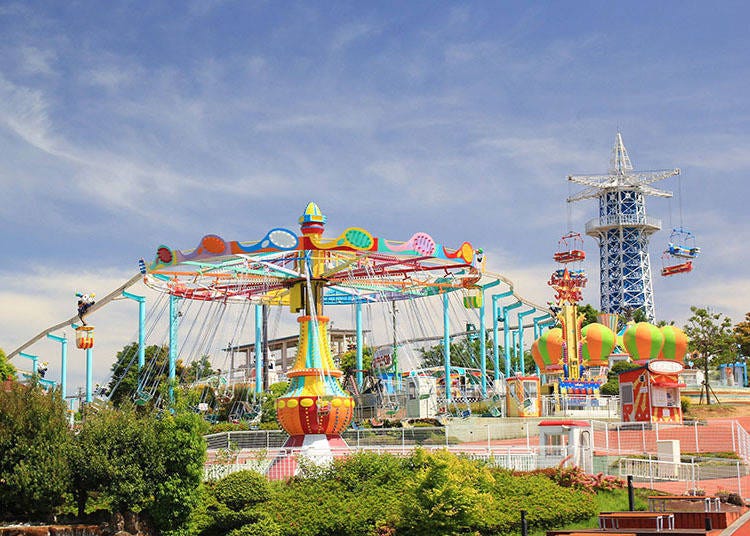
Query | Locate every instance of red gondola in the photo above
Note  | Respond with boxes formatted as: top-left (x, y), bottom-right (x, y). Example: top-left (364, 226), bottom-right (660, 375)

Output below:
top-left (661, 260), bottom-right (693, 277)
top-left (553, 232), bottom-right (586, 264)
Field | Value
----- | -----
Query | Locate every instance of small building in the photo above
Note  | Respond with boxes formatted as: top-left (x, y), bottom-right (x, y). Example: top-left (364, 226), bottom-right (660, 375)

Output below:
top-left (506, 375), bottom-right (542, 417)
top-left (619, 360), bottom-right (685, 424)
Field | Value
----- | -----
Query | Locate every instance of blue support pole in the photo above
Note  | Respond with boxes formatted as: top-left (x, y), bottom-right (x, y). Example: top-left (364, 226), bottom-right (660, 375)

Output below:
top-left (502, 302), bottom-right (522, 376)
top-left (85, 348), bottom-right (93, 403)
top-left (443, 292), bottom-right (451, 401)
top-left (122, 291), bottom-right (146, 369)
top-left (356, 301), bottom-right (363, 390)
top-left (18, 352), bottom-right (38, 379)
top-left (255, 304), bottom-right (263, 395)
top-left (479, 287), bottom-right (487, 397)
top-left (169, 295), bottom-right (179, 401)
top-left (46, 333), bottom-right (67, 401)
top-left (492, 291), bottom-right (513, 382)
top-left (517, 308), bottom-right (536, 375)
top-left (533, 314), bottom-right (552, 340)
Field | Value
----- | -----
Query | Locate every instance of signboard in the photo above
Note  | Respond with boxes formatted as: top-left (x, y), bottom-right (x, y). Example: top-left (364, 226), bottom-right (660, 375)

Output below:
top-left (372, 346), bottom-right (393, 369)
top-left (648, 360), bottom-right (683, 374)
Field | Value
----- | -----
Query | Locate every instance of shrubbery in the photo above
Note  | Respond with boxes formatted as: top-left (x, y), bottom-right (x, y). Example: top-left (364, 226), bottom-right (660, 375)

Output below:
top-left (189, 450), bottom-right (598, 536)
top-left (519, 465), bottom-right (625, 493)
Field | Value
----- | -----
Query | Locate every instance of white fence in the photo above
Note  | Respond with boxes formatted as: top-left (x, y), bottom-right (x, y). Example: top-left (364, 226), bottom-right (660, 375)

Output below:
top-left (204, 419), bottom-right (750, 498)
top-left (204, 444), bottom-right (586, 481)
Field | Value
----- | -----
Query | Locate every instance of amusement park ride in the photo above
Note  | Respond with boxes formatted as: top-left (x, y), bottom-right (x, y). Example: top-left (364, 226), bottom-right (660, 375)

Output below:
top-left (567, 132), bottom-right (699, 321)
top-left (5, 134), bottom-right (707, 475)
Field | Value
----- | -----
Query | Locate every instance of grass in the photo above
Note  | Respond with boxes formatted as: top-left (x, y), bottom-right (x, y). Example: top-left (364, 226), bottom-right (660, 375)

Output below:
top-left (528, 487), bottom-right (651, 536)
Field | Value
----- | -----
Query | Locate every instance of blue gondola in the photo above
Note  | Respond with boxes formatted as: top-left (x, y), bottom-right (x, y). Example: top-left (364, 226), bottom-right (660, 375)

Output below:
top-left (665, 227), bottom-right (700, 259)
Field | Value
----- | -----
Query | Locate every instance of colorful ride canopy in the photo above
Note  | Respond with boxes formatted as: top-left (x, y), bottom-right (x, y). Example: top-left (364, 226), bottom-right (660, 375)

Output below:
top-left (141, 202), bottom-right (491, 306)
top-left (533, 327), bottom-right (564, 372)
top-left (622, 322), bottom-right (665, 361)
top-left (658, 325), bottom-right (689, 362)
top-left (581, 322), bottom-right (616, 367)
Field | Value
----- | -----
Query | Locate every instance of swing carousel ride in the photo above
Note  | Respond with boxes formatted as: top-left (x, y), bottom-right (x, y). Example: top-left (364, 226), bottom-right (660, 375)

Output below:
top-left (129, 202), bottom-right (549, 453)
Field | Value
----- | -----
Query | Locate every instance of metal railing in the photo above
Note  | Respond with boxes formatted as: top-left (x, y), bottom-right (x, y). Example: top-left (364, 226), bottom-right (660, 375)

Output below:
top-left (619, 457), bottom-right (697, 484)
top-left (541, 395), bottom-right (620, 418)
top-left (585, 214), bottom-right (661, 233)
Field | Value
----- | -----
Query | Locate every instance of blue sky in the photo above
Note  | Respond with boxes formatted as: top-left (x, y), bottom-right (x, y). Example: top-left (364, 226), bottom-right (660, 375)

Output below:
top-left (1, 1), bottom-right (748, 392)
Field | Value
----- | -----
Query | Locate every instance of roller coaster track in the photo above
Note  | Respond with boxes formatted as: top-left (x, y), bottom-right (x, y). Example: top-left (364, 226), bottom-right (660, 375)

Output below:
top-left (7, 270), bottom-right (551, 360)
top-left (7, 273), bottom-right (143, 360)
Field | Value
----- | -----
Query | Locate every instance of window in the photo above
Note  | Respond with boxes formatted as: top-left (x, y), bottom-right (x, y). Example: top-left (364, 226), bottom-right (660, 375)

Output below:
top-left (620, 383), bottom-right (633, 404)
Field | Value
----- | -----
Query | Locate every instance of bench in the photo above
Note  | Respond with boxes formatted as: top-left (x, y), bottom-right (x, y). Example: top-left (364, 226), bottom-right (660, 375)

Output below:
top-left (599, 512), bottom-right (675, 532)
top-left (648, 495), bottom-right (721, 512)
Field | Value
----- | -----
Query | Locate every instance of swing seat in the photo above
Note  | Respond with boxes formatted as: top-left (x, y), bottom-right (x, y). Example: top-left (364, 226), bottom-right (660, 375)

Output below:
top-left (75, 326), bottom-right (95, 349)
top-left (553, 250), bottom-right (585, 263)
top-left (661, 261), bottom-right (693, 276)
top-left (668, 243), bottom-right (700, 259)
top-left (135, 391), bottom-right (152, 406)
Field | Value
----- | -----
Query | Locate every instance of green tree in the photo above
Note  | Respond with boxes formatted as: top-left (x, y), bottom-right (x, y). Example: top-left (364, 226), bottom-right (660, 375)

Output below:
top-left (684, 306), bottom-right (737, 404)
top-left (69, 406), bottom-right (206, 531)
top-left (260, 381), bottom-right (288, 425)
top-left (185, 355), bottom-right (216, 384)
top-left (107, 344), bottom-right (186, 407)
top-left (578, 304), bottom-right (600, 327)
top-left (0, 381), bottom-right (71, 521)
top-left (735, 312), bottom-right (750, 358)
top-left (338, 346), bottom-right (373, 375)
top-left (419, 337), bottom-right (496, 372)
top-left (0, 347), bottom-right (16, 380)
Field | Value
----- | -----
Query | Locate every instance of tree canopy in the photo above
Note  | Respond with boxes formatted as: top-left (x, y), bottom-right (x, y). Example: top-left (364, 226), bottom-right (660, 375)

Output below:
top-left (0, 347), bottom-right (16, 381)
top-left (107, 343), bottom-right (187, 407)
top-left (684, 306), bottom-right (737, 369)
top-left (734, 312), bottom-right (750, 358)
top-left (0, 381), bottom-right (71, 520)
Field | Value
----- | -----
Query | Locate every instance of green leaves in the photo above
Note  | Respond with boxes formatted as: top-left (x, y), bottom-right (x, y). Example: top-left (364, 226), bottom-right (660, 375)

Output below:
top-left (70, 406), bottom-right (206, 531)
top-left (0, 381), bottom-right (71, 521)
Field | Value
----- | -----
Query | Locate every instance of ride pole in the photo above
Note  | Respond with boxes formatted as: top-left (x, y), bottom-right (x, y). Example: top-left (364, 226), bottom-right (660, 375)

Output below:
top-left (479, 288), bottom-right (487, 397)
top-left (356, 300), bottom-right (363, 390)
top-left (46, 333), bottom-right (67, 400)
top-left (443, 292), bottom-right (451, 401)
top-left (122, 291), bottom-right (146, 369)
top-left (517, 308), bottom-right (536, 374)
top-left (255, 304), bottom-right (262, 395)
top-left (18, 352), bottom-right (38, 380)
top-left (168, 295), bottom-right (178, 402)
top-left (85, 348), bottom-right (93, 403)
top-left (479, 281), bottom-right (501, 397)
top-left (533, 313), bottom-right (553, 340)
top-left (502, 302), bottom-right (522, 376)
top-left (491, 291), bottom-right (513, 382)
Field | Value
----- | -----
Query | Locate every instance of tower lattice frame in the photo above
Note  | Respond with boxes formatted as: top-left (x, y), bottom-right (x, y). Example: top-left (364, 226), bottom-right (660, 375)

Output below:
top-left (567, 133), bottom-right (679, 321)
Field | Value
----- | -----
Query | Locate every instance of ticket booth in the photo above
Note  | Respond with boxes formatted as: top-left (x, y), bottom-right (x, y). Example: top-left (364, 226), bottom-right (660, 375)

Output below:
top-left (506, 375), bottom-right (542, 417)
top-left (619, 360), bottom-right (685, 424)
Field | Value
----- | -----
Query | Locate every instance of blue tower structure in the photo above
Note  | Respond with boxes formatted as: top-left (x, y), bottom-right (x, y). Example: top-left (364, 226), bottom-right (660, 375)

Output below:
top-left (567, 133), bottom-right (679, 321)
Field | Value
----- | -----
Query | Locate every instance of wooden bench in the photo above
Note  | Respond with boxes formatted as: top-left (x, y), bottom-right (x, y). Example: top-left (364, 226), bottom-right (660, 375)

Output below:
top-left (648, 495), bottom-right (721, 512)
top-left (599, 512), bottom-right (675, 531)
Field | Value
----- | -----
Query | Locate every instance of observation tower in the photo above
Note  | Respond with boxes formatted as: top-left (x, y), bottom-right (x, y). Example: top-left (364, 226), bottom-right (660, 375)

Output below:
top-left (567, 133), bottom-right (679, 321)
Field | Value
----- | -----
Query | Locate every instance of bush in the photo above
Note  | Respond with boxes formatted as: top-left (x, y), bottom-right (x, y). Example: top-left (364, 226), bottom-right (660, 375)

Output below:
top-left (681, 396), bottom-right (691, 413)
top-left (214, 470), bottom-right (270, 510)
top-left (228, 516), bottom-right (282, 536)
top-left (0, 381), bottom-right (71, 521)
